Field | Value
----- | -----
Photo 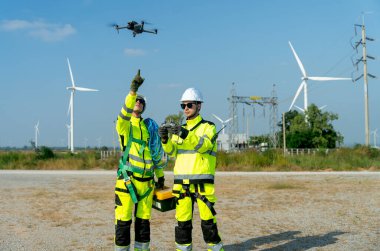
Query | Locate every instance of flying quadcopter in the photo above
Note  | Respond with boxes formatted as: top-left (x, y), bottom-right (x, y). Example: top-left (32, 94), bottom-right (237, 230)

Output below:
top-left (112, 20), bottom-right (158, 37)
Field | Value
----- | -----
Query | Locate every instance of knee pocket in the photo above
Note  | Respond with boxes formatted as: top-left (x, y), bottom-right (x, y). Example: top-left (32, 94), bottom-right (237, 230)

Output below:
top-left (201, 219), bottom-right (221, 244)
top-left (175, 220), bottom-right (193, 244)
top-left (135, 217), bottom-right (150, 243)
top-left (115, 220), bottom-right (132, 246)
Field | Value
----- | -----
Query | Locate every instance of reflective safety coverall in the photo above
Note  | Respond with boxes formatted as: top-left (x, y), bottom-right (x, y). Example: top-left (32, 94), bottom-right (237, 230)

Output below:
top-left (162, 115), bottom-right (223, 251)
top-left (115, 93), bottom-right (165, 251)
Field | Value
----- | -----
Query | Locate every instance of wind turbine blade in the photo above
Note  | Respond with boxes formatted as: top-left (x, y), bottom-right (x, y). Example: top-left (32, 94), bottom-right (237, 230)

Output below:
top-left (289, 41), bottom-right (307, 77)
top-left (74, 86), bottom-right (99, 92)
top-left (224, 117), bottom-right (233, 123)
top-left (67, 58), bottom-right (75, 87)
top-left (289, 81), bottom-right (305, 111)
top-left (308, 76), bottom-right (352, 81)
top-left (319, 105), bottom-right (327, 110)
top-left (294, 105), bottom-right (305, 113)
top-left (212, 114), bottom-right (223, 123)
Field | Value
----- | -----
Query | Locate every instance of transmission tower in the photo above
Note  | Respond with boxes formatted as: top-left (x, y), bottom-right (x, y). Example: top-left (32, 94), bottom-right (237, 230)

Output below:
top-left (269, 84), bottom-right (279, 147)
top-left (228, 83), bottom-right (279, 149)
top-left (352, 15), bottom-right (376, 146)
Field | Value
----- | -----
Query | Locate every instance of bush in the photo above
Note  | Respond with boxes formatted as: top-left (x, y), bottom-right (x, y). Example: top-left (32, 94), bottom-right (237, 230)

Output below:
top-left (35, 146), bottom-right (55, 160)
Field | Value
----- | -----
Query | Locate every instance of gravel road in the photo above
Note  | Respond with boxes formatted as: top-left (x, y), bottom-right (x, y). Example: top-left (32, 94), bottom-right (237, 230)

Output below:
top-left (0, 170), bottom-right (379, 250)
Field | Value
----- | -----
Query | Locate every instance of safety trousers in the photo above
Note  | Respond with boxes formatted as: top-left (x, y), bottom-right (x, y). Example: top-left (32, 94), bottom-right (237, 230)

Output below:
top-left (175, 191), bottom-right (223, 251)
top-left (114, 178), bottom-right (153, 251)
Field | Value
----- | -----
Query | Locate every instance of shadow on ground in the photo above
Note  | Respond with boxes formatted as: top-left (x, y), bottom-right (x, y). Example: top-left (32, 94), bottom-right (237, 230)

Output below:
top-left (224, 230), bottom-right (346, 251)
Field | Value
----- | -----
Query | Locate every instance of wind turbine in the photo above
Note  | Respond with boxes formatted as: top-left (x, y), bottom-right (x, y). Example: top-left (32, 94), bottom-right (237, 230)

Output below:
top-left (66, 58), bottom-right (99, 153)
top-left (288, 41), bottom-right (351, 111)
top-left (212, 114), bottom-right (233, 134)
top-left (371, 129), bottom-right (378, 148)
top-left (294, 105), bottom-right (327, 113)
top-left (34, 121), bottom-right (40, 148)
top-left (66, 124), bottom-right (71, 150)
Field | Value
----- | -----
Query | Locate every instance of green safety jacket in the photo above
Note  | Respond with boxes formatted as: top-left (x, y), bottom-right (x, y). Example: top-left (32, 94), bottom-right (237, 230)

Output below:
top-left (162, 115), bottom-right (217, 185)
top-left (116, 93), bottom-right (165, 180)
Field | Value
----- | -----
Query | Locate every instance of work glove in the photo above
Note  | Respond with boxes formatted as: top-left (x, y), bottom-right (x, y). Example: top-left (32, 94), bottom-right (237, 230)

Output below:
top-left (155, 176), bottom-right (165, 189)
top-left (130, 69), bottom-right (144, 92)
top-left (168, 125), bottom-right (189, 139)
top-left (158, 124), bottom-right (169, 143)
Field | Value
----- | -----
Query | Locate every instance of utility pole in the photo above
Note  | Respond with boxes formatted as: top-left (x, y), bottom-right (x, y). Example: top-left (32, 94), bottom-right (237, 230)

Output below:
top-left (353, 14), bottom-right (376, 146)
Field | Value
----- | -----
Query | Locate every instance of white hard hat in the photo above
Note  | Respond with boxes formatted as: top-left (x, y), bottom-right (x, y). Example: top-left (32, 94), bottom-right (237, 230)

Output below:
top-left (180, 88), bottom-right (203, 103)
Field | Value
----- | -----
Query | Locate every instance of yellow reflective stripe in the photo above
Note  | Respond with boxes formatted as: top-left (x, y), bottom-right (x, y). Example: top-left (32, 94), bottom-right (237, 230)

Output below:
top-left (119, 112), bottom-right (131, 121)
top-left (175, 243), bottom-right (192, 251)
top-left (134, 241), bottom-right (150, 250)
top-left (207, 242), bottom-right (224, 251)
top-left (115, 245), bottom-right (130, 251)
top-left (177, 149), bottom-right (197, 154)
top-left (174, 174), bottom-right (214, 181)
top-left (128, 154), bottom-right (153, 164)
top-left (177, 149), bottom-right (216, 157)
top-left (124, 162), bottom-right (154, 176)
top-left (194, 136), bottom-right (204, 151)
top-left (123, 104), bottom-right (133, 114)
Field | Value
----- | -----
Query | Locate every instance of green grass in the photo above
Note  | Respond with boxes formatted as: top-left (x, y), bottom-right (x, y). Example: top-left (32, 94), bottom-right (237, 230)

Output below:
top-left (0, 146), bottom-right (379, 171)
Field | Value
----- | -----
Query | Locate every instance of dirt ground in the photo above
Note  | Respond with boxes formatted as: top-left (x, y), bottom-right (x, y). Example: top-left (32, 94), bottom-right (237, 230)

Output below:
top-left (0, 170), bottom-right (379, 251)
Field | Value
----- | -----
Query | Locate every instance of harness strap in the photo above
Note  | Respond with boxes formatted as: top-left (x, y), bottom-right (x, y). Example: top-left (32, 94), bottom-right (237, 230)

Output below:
top-left (138, 186), bottom-right (154, 201)
top-left (194, 185), bottom-right (216, 216)
top-left (131, 137), bottom-right (146, 155)
top-left (174, 184), bottom-right (217, 216)
top-left (121, 169), bottom-right (139, 204)
top-left (118, 162), bottom-right (153, 177)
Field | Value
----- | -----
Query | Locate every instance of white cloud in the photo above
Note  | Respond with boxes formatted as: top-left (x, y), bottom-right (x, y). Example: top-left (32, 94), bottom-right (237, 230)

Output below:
top-left (0, 19), bottom-right (76, 42)
top-left (123, 48), bottom-right (146, 56)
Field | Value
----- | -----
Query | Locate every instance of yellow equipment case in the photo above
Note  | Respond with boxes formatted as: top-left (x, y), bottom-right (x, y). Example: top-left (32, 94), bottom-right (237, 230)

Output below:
top-left (152, 186), bottom-right (176, 212)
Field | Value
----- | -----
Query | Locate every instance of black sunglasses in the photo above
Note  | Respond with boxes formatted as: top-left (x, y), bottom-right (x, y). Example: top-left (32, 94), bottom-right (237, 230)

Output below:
top-left (136, 98), bottom-right (145, 105)
top-left (180, 102), bottom-right (196, 109)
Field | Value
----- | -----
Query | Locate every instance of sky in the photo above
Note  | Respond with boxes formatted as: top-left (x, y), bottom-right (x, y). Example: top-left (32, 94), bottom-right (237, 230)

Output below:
top-left (0, 0), bottom-right (379, 148)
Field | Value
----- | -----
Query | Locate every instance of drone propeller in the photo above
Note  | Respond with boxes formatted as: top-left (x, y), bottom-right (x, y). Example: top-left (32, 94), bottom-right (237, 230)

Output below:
top-left (109, 23), bottom-right (120, 33)
top-left (109, 23), bottom-right (119, 27)
top-left (141, 20), bottom-right (152, 25)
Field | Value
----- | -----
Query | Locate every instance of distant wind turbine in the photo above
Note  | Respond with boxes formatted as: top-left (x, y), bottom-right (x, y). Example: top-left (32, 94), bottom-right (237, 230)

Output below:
top-left (66, 58), bottom-right (99, 153)
top-left (84, 137), bottom-right (88, 150)
top-left (294, 105), bottom-right (327, 113)
top-left (34, 121), bottom-right (40, 148)
top-left (96, 137), bottom-right (102, 148)
top-left (371, 129), bottom-right (378, 148)
top-left (212, 114), bottom-right (233, 134)
top-left (288, 41), bottom-right (351, 111)
top-left (66, 124), bottom-right (71, 150)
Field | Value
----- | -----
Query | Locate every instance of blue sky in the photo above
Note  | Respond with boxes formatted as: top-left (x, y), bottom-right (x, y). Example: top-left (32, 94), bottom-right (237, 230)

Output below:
top-left (1, 0), bottom-right (379, 148)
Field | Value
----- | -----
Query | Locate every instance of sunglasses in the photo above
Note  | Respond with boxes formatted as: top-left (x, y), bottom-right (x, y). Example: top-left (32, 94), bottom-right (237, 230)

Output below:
top-left (180, 102), bottom-right (196, 109)
top-left (136, 98), bottom-right (145, 105)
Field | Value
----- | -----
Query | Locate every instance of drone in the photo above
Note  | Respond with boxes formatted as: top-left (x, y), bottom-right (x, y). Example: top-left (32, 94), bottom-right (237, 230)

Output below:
top-left (112, 20), bottom-right (158, 37)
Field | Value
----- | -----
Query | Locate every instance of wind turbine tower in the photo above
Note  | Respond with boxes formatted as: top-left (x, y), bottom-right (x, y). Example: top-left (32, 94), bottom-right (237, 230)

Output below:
top-left (34, 121), bottom-right (40, 148)
top-left (288, 41), bottom-right (351, 111)
top-left (66, 124), bottom-right (71, 150)
top-left (66, 58), bottom-right (99, 153)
